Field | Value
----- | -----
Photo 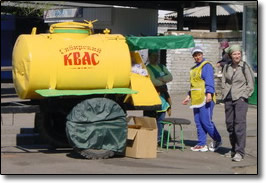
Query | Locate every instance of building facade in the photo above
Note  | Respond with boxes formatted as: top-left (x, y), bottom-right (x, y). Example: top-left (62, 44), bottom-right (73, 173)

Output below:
top-left (44, 7), bottom-right (158, 36)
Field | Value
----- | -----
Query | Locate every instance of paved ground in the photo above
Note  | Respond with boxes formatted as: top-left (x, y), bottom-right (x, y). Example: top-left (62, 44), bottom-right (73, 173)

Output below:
top-left (1, 82), bottom-right (259, 174)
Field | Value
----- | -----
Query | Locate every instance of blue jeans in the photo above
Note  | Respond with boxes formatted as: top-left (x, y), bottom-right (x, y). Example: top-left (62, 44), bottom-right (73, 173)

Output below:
top-left (157, 112), bottom-right (166, 142)
top-left (193, 101), bottom-right (221, 146)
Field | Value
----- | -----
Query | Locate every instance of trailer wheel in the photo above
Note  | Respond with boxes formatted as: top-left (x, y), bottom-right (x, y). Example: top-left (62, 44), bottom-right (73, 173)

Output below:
top-left (66, 98), bottom-right (127, 159)
top-left (35, 112), bottom-right (70, 148)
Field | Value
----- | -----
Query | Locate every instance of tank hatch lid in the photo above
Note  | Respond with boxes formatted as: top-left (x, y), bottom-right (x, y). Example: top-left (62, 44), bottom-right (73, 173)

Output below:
top-left (126, 35), bottom-right (195, 51)
top-left (35, 88), bottom-right (138, 97)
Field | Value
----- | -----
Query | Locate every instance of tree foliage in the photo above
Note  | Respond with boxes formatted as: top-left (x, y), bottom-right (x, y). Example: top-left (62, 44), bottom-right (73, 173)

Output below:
top-left (1, 1), bottom-right (53, 17)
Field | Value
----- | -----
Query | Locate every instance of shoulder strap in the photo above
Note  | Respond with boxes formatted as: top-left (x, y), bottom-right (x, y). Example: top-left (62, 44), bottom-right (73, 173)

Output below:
top-left (198, 61), bottom-right (212, 70)
top-left (242, 62), bottom-right (247, 84)
top-left (191, 61), bottom-right (209, 70)
top-left (224, 61), bottom-right (232, 73)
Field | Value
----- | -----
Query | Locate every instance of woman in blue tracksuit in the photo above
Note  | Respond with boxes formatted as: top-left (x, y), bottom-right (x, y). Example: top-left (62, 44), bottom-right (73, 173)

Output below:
top-left (182, 46), bottom-right (222, 152)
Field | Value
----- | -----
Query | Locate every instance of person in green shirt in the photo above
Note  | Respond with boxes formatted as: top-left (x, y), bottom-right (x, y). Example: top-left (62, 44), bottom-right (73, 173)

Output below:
top-left (146, 49), bottom-right (173, 116)
top-left (143, 50), bottom-right (172, 144)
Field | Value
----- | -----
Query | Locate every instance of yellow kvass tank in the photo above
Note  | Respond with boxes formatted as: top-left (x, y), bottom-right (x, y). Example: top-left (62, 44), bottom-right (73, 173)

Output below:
top-left (12, 21), bottom-right (131, 99)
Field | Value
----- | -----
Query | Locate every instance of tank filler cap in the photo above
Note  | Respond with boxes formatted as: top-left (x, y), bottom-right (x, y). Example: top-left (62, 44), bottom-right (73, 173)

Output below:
top-left (49, 20), bottom-right (98, 34)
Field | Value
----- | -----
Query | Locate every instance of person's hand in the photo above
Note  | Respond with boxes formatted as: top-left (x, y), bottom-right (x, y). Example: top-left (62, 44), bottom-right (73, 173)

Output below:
top-left (216, 63), bottom-right (221, 67)
top-left (167, 108), bottom-right (171, 116)
top-left (157, 77), bottom-right (165, 82)
top-left (182, 96), bottom-right (190, 105)
top-left (206, 93), bottom-right (212, 103)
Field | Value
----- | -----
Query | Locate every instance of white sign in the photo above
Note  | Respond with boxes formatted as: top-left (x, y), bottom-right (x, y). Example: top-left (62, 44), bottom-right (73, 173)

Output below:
top-left (44, 8), bottom-right (82, 19)
top-left (44, 19), bottom-right (75, 23)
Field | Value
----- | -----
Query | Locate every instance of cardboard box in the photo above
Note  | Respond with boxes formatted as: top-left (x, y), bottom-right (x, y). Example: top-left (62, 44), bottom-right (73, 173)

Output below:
top-left (125, 116), bottom-right (157, 158)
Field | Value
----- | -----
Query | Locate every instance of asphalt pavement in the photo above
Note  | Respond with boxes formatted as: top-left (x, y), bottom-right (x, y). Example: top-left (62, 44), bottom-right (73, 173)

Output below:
top-left (1, 83), bottom-right (258, 174)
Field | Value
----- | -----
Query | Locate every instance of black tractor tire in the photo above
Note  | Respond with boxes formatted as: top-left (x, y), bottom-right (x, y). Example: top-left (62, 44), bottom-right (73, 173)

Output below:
top-left (74, 148), bottom-right (115, 160)
top-left (35, 112), bottom-right (70, 148)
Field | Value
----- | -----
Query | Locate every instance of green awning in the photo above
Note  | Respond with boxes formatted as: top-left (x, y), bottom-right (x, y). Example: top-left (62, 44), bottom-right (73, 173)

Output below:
top-left (126, 35), bottom-right (195, 51)
top-left (35, 88), bottom-right (138, 97)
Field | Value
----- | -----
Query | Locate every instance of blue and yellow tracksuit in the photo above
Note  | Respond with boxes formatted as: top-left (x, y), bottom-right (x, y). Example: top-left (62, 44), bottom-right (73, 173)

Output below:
top-left (190, 59), bottom-right (221, 146)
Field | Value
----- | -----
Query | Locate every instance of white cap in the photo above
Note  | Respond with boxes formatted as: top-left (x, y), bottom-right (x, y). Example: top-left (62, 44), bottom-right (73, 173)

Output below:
top-left (191, 46), bottom-right (203, 55)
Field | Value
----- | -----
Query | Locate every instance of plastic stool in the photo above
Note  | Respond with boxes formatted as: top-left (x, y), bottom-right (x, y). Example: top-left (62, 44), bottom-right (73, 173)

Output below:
top-left (160, 121), bottom-right (172, 151)
top-left (160, 118), bottom-right (191, 151)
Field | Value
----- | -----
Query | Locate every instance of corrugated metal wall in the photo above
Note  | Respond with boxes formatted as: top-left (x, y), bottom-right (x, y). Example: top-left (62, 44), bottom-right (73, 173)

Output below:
top-left (112, 8), bottom-right (158, 36)
top-left (45, 7), bottom-right (158, 36)
top-left (84, 7), bottom-right (158, 36)
top-left (83, 8), bottom-right (112, 27)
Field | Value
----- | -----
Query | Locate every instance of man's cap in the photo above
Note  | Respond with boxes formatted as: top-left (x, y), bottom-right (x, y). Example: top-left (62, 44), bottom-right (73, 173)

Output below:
top-left (191, 46), bottom-right (203, 55)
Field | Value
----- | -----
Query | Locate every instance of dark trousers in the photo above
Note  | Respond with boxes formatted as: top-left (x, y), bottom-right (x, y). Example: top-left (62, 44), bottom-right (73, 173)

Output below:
top-left (224, 98), bottom-right (248, 157)
top-left (143, 110), bottom-right (165, 142)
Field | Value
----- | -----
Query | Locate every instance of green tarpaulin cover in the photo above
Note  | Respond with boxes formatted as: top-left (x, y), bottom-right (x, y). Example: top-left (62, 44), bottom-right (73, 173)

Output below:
top-left (65, 98), bottom-right (127, 152)
top-left (35, 88), bottom-right (138, 97)
top-left (248, 77), bottom-right (257, 105)
top-left (126, 35), bottom-right (195, 51)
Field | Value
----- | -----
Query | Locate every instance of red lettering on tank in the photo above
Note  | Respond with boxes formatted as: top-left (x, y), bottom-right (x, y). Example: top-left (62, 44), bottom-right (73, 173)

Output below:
top-left (82, 52), bottom-right (91, 65)
top-left (64, 51), bottom-right (100, 67)
top-left (91, 53), bottom-right (99, 65)
top-left (73, 52), bottom-right (81, 65)
top-left (64, 53), bottom-right (72, 65)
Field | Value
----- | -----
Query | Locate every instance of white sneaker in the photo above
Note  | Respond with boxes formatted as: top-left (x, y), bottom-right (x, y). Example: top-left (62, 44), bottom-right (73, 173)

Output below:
top-left (224, 151), bottom-right (236, 158)
top-left (232, 153), bottom-right (243, 162)
top-left (190, 145), bottom-right (208, 152)
top-left (209, 141), bottom-right (222, 152)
